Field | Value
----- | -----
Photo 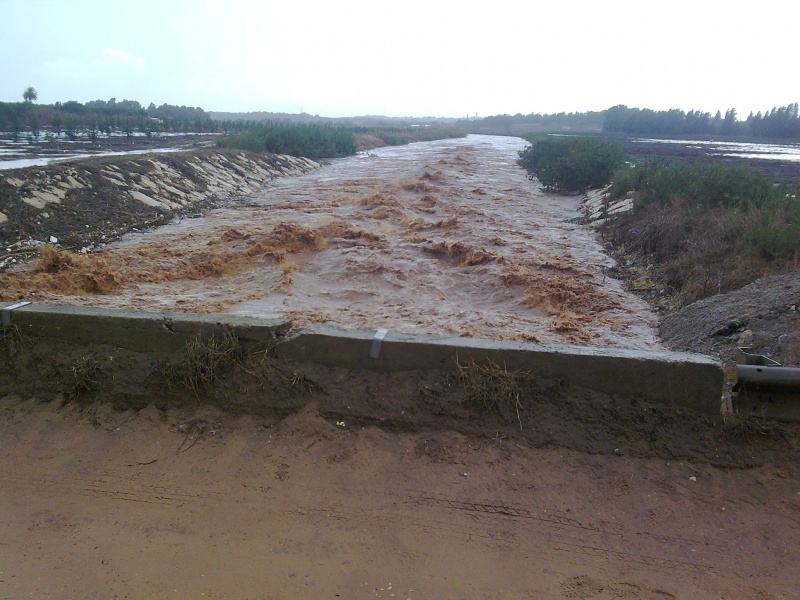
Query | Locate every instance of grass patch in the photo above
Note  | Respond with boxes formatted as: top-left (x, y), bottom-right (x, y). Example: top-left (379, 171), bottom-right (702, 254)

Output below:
top-left (722, 411), bottom-right (784, 441)
top-left (0, 324), bottom-right (28, 358)
top-left (277, 368), bottom-right (324, 397)
top-left (164, 328), bottom-right (243, 397)
top-left (455, 358), bottom-right (544, 430)
top-left (67, 355), bottom-right (103, 404)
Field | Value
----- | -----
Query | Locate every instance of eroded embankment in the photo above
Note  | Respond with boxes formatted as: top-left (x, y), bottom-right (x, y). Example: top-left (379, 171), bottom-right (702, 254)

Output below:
top-left (0, 149), bottom-right (319, 267)
top-left (588, 183), bottom-right (800, 368)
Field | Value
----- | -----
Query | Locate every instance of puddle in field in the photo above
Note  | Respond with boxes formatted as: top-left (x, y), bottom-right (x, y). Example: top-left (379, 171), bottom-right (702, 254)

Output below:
top-left (0, 146), bottom-right (192, 171)
top-left (0, 131), bottom-right (221, 171)
top-left (2, 135), bottom-right (663, 348)
top-left (634, 137), bottom-right (800, 162)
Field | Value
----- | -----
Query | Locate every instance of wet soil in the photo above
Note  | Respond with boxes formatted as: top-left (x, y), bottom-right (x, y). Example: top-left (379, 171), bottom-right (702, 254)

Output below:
top-left (1, 323), bottom-right (800, 598)
top-left (659, 271), bottom-right (800, 368)
top-left (0, 389), bottom-right (798, 599)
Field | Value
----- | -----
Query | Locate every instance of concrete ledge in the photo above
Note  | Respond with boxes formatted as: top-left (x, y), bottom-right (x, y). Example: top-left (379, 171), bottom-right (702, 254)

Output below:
top-left (1, 302), bottom-right (291, 353)
top-left (1, 304), bottom-right (724, 414)
top-left (275, 326), bottom-right (724, 414)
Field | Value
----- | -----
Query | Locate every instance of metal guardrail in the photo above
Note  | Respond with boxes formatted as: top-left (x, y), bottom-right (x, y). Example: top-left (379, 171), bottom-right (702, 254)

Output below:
top-left (733, 348), bottom-right (800, 421)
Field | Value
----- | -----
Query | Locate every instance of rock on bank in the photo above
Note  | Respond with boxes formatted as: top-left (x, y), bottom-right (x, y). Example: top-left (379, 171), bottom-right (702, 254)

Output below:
top-left (0, 149), bottom-right (319, 266)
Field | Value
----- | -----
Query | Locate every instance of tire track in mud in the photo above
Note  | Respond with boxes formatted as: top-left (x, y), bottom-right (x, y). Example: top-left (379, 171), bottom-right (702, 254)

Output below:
top-left (0, 465), bottom-right (726, 577)
top-left (0, 470), bottom-right (223, 507)
top-left (401, 496), bottom-right (721, 575)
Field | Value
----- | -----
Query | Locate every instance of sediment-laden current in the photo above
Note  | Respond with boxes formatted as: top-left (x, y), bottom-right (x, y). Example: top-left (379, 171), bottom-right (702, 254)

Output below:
top-left (2, 135), bottom-right (663, 349)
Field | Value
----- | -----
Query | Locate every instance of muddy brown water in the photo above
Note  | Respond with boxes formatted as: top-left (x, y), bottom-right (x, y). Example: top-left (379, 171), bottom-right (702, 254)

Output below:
top-left (9, 135), bottom-right (662, 349)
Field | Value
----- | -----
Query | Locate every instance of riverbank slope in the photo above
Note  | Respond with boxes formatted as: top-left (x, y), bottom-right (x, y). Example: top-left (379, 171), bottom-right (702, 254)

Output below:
top-left (0, 149), bottom-right (319, 270)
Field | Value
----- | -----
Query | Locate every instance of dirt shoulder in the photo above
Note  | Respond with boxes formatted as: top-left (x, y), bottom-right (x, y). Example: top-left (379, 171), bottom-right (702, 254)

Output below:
top-left (4, 300), bottom-right (795, 597)
top-left (2, 331), bottom-right (796, 470)
top-left (0, 390), bottom-right (798, 599)
top-left (1, 317), bottom-right (799, 597)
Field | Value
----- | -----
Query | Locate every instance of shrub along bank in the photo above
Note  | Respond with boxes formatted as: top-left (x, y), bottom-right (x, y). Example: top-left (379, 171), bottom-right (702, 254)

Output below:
top-left (517, 135), bottom-right (800, 309)
top-left (218, 122), bottom-right (357, 160)
top-left (367, 126), bottom-right (466, 146)
top-left (219, 123), bottom-right (467, 160)
top-left (517, 136), bottom-right (627, 192)
top-left (605, 160), bottom-right (800, 308)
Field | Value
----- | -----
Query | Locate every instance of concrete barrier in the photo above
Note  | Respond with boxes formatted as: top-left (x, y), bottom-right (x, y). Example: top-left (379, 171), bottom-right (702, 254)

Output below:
top-left (1, 303), bottom-right (724, 414)
top-left (275, 326), bottom-right (723, 414)
top-left (1, 302), bottom-right (290, 354)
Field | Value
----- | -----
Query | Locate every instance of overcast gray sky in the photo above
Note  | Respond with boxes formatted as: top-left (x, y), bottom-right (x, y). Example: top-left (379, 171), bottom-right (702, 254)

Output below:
top-left (1, 0), bottom-right (798, 119)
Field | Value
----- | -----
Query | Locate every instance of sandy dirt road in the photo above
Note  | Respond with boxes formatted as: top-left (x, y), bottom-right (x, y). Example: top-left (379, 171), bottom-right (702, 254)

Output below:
top-left (0, 397), bottom-right (798, 599)
top-left (2, 135), bottom-right (660, 349)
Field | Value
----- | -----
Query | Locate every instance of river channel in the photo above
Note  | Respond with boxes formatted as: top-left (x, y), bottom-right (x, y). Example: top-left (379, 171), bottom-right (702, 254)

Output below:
top-left (12, 135), bottom-right (664, 349)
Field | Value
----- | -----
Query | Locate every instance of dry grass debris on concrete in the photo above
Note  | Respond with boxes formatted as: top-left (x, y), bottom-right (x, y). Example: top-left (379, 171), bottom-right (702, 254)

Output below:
top-left (453, 358), bottom-right (561, 430)
top-left (162, 327), bottom-right (244, 398)
top-left (67, 355), bottom-right (103, 403)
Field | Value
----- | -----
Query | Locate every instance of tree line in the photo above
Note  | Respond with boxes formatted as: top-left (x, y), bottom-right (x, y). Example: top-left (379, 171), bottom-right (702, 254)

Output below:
top-left (454, 103), bottom-right (800, 140)
top-left (603, 104), bottom-right (800, 139)
top-left (0, 97), bottom-right (257, 139)
top-left (460, 111), bottom-right (605, 134)
top-left (5, 90), bottom-right (800, 142)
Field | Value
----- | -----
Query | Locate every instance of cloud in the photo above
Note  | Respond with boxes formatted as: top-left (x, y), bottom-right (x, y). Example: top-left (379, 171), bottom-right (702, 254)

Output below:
top-left (93, 47), bottom-right (147, 71)
top-left (44, 47), bottom-right (147, 80)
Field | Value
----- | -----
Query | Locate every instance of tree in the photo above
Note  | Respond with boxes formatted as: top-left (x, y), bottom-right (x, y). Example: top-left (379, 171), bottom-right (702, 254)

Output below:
top-left (22, 86), bottom-right (38, 103)
top-left (721, 108), bottom-right (738, 136)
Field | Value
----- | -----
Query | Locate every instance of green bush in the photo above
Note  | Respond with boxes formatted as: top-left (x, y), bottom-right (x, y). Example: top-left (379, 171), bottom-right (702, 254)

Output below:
top-left (219, 122), bottom-right (357, 159)
top-left (746, 194), bottom-right (800, 261)
top-left (609, 159), bottom-right (778, 210)
top-left (516, 136), bottom-right (627, 192)
top-left (374, 127), bottom-right (466, 146)
top-left (605, 159), bottom-right (800, 305)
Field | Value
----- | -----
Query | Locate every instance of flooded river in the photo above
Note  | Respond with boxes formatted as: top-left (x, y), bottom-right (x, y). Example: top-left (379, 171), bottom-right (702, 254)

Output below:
top-left (4, 135), bottom-right (663, 349)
